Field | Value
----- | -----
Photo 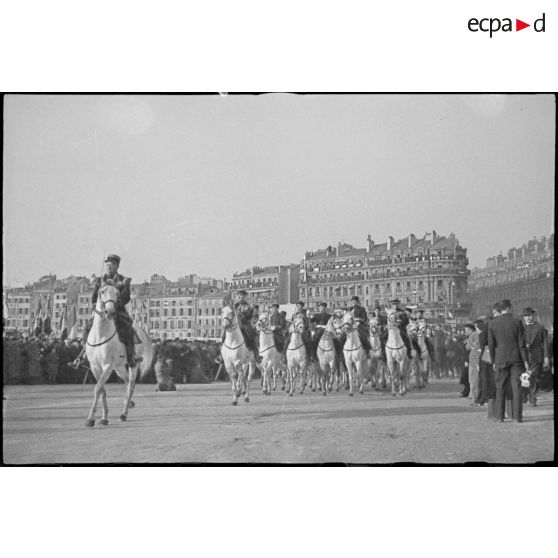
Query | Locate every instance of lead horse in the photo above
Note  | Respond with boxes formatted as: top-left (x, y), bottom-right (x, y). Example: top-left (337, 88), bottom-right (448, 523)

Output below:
top-left (340, 311), bottom-right (368, 396)
top-left (316, 315), bottom-right (340, 395)
top-left (368, 315), bottom-right (388, 390)
top-left (286, 317), bottom-right (308, 396)
top-left (85, 283), bottom-right (153, 426)
top-left (384, 305), bottom-right (409, 397)
top-left (221, 305), bottom-right (256, 405)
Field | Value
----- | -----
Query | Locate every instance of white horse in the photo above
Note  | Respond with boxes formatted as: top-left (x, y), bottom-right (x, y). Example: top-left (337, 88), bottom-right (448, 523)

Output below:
top-left (340, 311), bottom-right (368, 396)
top-left (384, 305), bottom-right (410, 397)
top-left (316, 316), bottom-right (339, 396)
top-left (85, 283), bottom-right (153, 427)
top-left (255, 312), bottom-right (284, 395)
top-left (368, 315), bottom-right (388, 391)
top-left (221, 305), bottom-right (256, 405)
top-left (286, 317), bottom-right (308, 396)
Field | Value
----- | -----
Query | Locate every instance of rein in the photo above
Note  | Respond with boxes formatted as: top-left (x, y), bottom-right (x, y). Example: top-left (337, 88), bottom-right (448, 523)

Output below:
top-left (86, 328), bottom-right (118, 347)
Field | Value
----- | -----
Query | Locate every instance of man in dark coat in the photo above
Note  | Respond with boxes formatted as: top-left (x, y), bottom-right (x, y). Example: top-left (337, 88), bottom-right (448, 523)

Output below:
top-left (313, 302), bottom-right (332, 349)
top-left (70, 254), bottom-right (140, 369)
top-left (350, 296), bottom-right (371, 357)
top-left (289, 301), bottom-right (313, 356)
top-left (269, 303), bottom-right (287, 353)
top-left (234, 290), bottom-right (261, 362)
top-left (488, 299), bottom-right (529, 423)
top-left (521, 307), bottom-right (550, 406)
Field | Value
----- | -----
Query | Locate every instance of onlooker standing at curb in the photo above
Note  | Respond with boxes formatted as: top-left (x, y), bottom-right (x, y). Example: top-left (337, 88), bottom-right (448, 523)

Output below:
top-left (488, 299), bottom-right (529, 423)
top-left (465, 323), bottom-right (481, 405)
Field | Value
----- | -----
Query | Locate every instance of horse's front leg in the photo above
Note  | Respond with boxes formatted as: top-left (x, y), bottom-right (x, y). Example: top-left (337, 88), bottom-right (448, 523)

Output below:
top-left (230, 366), bottom-right (240, 406)
top-left (346, 357), bottom-right (354, 397)
top-left (244, 362), bottom-right (253, 403)
top-left (86, 364), bottom-right (111, 427)
top-left (119, 363), bottom-right (137, 421)
top-left (387, 359), bottom-right (397, 397)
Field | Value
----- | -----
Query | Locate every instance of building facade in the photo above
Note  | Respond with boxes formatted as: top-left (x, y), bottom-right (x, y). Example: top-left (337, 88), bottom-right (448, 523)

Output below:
top-left (299, 231), bottom-right (471, 323)
top-left (230, 265), bottom-right (300, 306)
top-left (468, 234), bottom-right (554, 327)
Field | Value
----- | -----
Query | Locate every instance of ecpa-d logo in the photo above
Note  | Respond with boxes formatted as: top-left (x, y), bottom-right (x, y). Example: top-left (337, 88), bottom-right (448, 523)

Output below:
top-left (468, 13), bottom-right (546, 37)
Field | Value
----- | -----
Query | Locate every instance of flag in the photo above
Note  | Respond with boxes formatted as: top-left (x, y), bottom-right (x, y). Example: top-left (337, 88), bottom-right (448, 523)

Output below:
top-left (42, 296), bottom-right (52, 335)
top-left (448, 310), bottom-right (454, 318)
top-left (59, 304), bottom-right (69, 341)
top-left (33, 299), bottom-right (43, 336)
top-left (68, 304), bottom-right (79, 340)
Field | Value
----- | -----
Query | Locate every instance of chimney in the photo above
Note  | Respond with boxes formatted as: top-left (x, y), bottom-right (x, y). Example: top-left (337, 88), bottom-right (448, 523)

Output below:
top-left (336, 242), bottom-right (341, 257)
top-left (431, 230), bottom-right (437, 245)
top-left (387, 236), bottom-right (394, 251)
top-left (408, 233), bottom-right (416, 248)
top-left (366, 234), bottom-right (374, 252)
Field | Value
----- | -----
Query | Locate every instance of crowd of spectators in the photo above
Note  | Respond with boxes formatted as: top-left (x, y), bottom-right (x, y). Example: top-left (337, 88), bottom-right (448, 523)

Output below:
top-left (3, 333), bottom-right (222, 386)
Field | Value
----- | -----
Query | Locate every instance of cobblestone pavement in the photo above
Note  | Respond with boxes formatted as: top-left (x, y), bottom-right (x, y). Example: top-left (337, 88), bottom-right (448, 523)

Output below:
top-left (3, 378), bottom-right (554, 464)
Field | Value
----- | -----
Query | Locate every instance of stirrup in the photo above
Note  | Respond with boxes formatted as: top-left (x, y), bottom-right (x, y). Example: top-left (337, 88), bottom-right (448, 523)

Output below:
top-left (67, 359), bottom-right (82, 369)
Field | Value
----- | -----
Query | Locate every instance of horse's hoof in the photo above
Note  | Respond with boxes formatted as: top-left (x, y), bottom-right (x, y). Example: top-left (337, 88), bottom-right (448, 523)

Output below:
top-left (348, 392), bottom-right (353, 397)
top-left (85, 419), bottom-right (95, 427)
top-left (323, 391), bottom-right (327, 396)
top-left (281, 386), bottom-right (285, 391)
top-left (273, 387), bottom-right (276, 391)
top-left (391, 393), bottom-right (397, 398)
top-left (129, 401), bottom-right (135, 408)
top-left (232, 401), bottom-right (237, 406)
top-left (99, 419), bottom-right (109, 426)
top-left (244, 397), bottom-right (249, 403)
top-left (266, 391), bottom-right (271, 396)
top-left (119, 415), bottom-right (127, 422)
top-left (289, 393), bottom-right (293, 397)
top-left (312, 388), bottom-right (316, 392)
top-left (241, 391), bottom-right (246, 396)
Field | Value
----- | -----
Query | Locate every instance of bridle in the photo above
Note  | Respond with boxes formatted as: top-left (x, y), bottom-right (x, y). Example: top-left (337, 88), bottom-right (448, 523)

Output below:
top-left (221, 307), bottom-right (245, 350)
top-left (93, 287), bottom-right (118, 318)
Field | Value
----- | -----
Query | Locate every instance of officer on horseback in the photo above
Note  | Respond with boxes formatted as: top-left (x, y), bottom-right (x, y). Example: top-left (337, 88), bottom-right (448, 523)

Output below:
top-left (290, 301), bottom-right (313, 356)
top-left (69, 254), bottom-right (141, 369)
top-left (384, 297), bottom-right (415, 358)
top-left (234, 291), bottom-right (262, 362)
top-left (350, 296), bottom-right (371, 357)
top-left (269, 303), bottom-right (287, 353)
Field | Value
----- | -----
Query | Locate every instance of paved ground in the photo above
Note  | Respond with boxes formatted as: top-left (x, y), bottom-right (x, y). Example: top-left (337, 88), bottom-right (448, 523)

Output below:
top-left (2, 378), bottom-right (554, 464)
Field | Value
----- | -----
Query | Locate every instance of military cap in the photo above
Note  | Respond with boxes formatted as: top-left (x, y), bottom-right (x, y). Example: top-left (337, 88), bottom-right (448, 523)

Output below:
top-left (389, 297), bottom-right (400, 304)
top-left (522, 307), bottom-right (536, 316)
top-left (297, 301), bottom-right (305, 307)
top-left (237, 290), bottom-right (248, 296)
top-left (105, 254), bottom-right (121, 265)
top-left (319, 302), bottom-right (327, 307)
top-left (272, 303), bottom-right (279, 308)
top-left (351, 296), bottom-right (360, 301)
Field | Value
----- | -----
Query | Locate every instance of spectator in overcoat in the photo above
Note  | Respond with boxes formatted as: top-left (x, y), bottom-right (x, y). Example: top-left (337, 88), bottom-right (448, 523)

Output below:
top-left (488, 299), bottom-right (529, 423)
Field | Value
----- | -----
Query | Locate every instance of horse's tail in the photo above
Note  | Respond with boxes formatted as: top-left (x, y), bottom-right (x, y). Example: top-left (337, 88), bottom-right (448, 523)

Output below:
top-left (138, 328), bottom-right (154, 380)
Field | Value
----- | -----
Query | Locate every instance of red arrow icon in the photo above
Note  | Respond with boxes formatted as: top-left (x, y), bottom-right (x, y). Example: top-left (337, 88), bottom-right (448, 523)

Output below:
top-left (516, 19), bottom-right (530, 31)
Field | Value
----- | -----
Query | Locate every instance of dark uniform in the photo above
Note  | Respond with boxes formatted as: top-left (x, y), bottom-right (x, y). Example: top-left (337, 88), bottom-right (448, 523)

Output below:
top-left (234, 300), bottom-right (259, 356)
top-left (269, 310), bottom-right (287, 353)
top-left (91, 272), bottom-right (138, 367)
top-left (313, 307), bottom-right (332, 348)
top-left (351, 304), bottom-right (371, 356)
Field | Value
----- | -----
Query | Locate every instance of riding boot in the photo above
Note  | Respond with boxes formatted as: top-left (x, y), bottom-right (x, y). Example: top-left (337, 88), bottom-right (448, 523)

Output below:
top-left (68, 347), bottom-right (86, 369)
top-left (125, 341), bottom-right (142, 368)
top-left (402, 333), bottom-right (414, 358)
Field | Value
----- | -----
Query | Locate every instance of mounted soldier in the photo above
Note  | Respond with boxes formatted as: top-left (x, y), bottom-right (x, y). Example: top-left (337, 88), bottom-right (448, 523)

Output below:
top-left (290, 301), bottom-right (313, 357)
top-left (350, 295), bottom-right (371, 358)
top-left (382, 297), bottom-right (415, 358)
top-left (269, 303), bottom-right (287, 353)
top-left (313, 301), bottom-right (332, 347)
top-left (70, 254), bottom-right (141, 369)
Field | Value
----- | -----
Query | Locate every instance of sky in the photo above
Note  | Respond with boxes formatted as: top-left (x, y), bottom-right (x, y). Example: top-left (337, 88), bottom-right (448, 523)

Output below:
top-left (3, 94), bottom-right (555, 287)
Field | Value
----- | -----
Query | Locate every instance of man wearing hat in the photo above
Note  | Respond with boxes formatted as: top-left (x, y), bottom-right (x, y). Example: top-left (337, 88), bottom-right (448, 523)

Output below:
top-left (288, 301), bottom-right (313, 356)
top-left (234, 290), bottom-right (262, 362)
top-left (269, 303), bottom-right (287, 353)
top-left (70, 254), bottom-right (140, 369)
top-left (521, 307), bottom-right (550, 407)
top-left (350, 296), bottom-right (371, 357)
top-left (383, 297), bottom-right (414, 357)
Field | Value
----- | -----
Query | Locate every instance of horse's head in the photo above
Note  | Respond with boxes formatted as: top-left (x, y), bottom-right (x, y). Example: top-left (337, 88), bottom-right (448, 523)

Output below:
top-left (256, 312), bottom-right (270, 332)
top-left (407, 321), bottom-right (418, 338)
top-left (417, 319), bottom-right (427, 336)
top-left (385, 305), bottom-right (398, 329)
top-left (291, 317), bottom-right (305, 333)
top-left (97, 283), bottom-right (119, 319)
top-left (221, 305), bottom-right (237, 331)
top-left (369, 315), bottom-right (379, 335)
